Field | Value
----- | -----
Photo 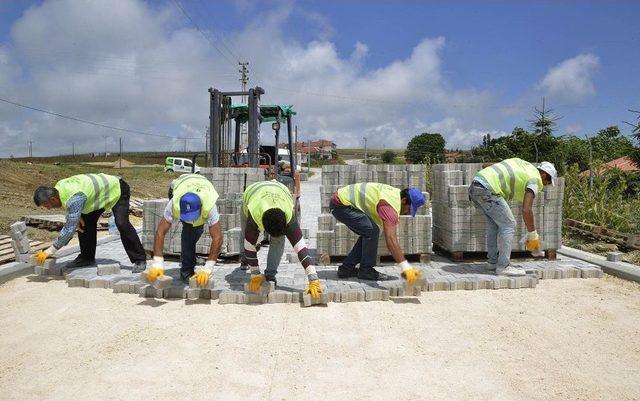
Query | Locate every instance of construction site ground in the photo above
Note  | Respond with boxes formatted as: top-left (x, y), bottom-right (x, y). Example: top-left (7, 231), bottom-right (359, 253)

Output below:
top-left (1, 168), bottom-right (639, 400)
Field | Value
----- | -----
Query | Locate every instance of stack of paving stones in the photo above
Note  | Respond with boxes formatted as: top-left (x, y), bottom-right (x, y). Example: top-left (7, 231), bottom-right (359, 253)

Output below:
top-left (10, 221), bottom-right (31, 264)
top-left (316, 164), bottom-right (432, 260)
top-left (54, 258), bottom-right (602, 305)
top-left (140, 167), bottom-right (264, 257)
top-left (431, 163), bottom-right (564, 254)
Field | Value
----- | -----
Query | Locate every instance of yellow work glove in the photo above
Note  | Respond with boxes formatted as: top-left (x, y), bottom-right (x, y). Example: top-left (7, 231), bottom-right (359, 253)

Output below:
top-left (248, 274), bottom-right (266, 293)
top-left (399, 260), bottom-right (421, 284)
top-left (192, 260), bottom-right (215, 287)
top-left (144, 256), bottom-right (164, 283)
top-left (77, 217), bottom-right (85, 233)
top-left (305, 279), bottom-right (322, 299)
top-left (526, 231), bottom-right (541, 252)
top-left (34, 245), bottom-right (57, 266)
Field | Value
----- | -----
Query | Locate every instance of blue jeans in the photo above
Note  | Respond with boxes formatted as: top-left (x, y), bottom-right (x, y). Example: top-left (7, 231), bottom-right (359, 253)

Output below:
top-left (181, 222), bottom-right (204, 281)
top-left (468, 182), bottom-right (516, 269)
top-left (329, 201), bottom-right (379, 270)
top-left (239, 212), bottom-right (285, 278)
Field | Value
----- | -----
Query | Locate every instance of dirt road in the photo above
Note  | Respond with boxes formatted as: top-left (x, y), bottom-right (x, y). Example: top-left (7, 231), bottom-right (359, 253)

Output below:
top-left (0, 274), bottom-right (638, 401)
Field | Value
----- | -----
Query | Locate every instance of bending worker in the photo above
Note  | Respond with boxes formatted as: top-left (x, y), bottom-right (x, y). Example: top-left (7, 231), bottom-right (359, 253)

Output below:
top-left (241, 180), bottom-right (321, 298)
top-left (468, 158), bottom-right (557, 276)
top-left (147, 173), bottom-right (223, 285)
top-left (32, 173), bottom-right (147, 271)
top-left (329, 183), bottom-right (425, 283)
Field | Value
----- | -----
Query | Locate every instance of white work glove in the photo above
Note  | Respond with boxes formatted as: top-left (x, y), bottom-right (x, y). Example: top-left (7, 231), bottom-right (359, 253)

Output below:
top-left (399, 260), bottom-right (421, 284)
top-left (143, 256), bottom-right (165, 283)
top-left (193, 260), bottom-right (215, 287)
top-left (524, 231), bottom-right (544, 257)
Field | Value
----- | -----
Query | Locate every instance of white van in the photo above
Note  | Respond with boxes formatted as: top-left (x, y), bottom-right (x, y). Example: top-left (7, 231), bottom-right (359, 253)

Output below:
top-left (164, 157), bottom-right (201, 173)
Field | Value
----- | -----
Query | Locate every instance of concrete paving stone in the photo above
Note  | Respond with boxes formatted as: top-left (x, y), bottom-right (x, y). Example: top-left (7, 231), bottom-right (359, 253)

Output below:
top-left (154, 275), bottom-right (174, 290)
top-left (302, 293), bottom-right (329, 307)
top-left (138, 284), bottom-right (163, 298)
top-left (88, 276), bottom-right (110, 289)
top-left (425, 277), bottom-right (451, 291)
top-left (186, 288), bottom-right (201, 300)
top-left (163, 285), bottom-right (187, 299)
top-left (364, 289), bottom-right (390, 301)
top-left (268, 290), bottom-right (293, 303)
top-left (97, 263), bottom-right (121, 276)
top-left (578, 266), bottom-right (603, 279)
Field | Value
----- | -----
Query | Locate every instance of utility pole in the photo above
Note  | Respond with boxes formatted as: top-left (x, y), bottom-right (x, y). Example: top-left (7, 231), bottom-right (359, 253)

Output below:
top-left (363, 137), bottom-right (368, 164)
top-left (72, 141), bottom-right (75, 157)
top-left (28, 141), bottom-right (32, 158)
top-left (103, 136), bottom-right (108, 159)
top-left (119, 137), bottom-right (122, 169)
top-left (239, 62), bottom-right (249, 103)
top-left (183, 138), bottom-right (187, 153)
top-left (308, 138), bottom-right (311, 172)
top-left (585, 134), bottom-right (593, 195)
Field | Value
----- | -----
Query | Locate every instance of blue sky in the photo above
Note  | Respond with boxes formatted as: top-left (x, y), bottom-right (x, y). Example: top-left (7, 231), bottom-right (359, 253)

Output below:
top-left (0, 0), bottom-right (638, 157)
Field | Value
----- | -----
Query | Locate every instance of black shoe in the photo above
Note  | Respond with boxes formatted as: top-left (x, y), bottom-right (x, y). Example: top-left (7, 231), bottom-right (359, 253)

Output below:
top-left (265, 274), bottom-right (277, 286)
top-left (132, 260), bottom-right (147, 273)
top-left (66, 256), bottom-right (96, 269)
top-left (357, 268), bottom-right (394, 281)
top-left (337, 265), bottom-right (358, 278)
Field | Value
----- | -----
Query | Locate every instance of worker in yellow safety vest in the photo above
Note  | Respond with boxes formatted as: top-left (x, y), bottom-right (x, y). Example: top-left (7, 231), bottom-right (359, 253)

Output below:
top-left (32, 173), bottom-right (147, 271)
top-left (329, 183), bottom-right (425, 283)
top-left (468, 158), bottom-right (557, 276)
top-left (240, 180), bottom-right (322, 298)
top-left (147, 173), bottom-right (223, 285)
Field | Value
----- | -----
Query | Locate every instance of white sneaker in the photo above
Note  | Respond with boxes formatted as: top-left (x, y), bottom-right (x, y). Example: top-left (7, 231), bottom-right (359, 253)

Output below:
top-left (485, 263), bottom-right (497, 271)
top-left (496, 266), bottom-right (526, 276)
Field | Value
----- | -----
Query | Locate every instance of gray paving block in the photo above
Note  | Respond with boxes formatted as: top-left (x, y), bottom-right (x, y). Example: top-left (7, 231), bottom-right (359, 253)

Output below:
top-left (163, 286), bottom-right (186, 299)
top-left (579, 266), bottom-right (603, 279)
top-left (268, 290), bottom-right (293, 303)
top-left (364, 289), bottom-right (390, 301)
top-left (606, 252), bottom-right (624, 262)
top-left (113, 280), bottom-right (136, 293)
top-left (153, 275), bottom-right (173, 290)
top-left (138, 284), bottom-right (163, 298)
top-left (97, 263), bottom-right (120, 276)
top-left (426, 277), bottom-right (451, 291)
top-left (302, 292), bottom-right (329, 307)
top-left (186, 288), bottom-right (201, 300)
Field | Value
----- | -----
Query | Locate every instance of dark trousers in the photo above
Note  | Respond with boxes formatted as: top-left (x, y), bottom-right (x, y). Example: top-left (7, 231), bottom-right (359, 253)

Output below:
top-left (78, 179), bottom-right (146, 263)
top-left (329, 201), bottom-right (380, 271)
top-left (180, 223), bottom-right (204, 281)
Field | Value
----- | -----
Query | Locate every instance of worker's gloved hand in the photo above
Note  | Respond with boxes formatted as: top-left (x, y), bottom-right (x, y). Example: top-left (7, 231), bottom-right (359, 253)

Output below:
top-left (77, 217), bottom-right (85, 233)
top-left (34, 245), bottom-right (57, 265)
top-left (399, 260), bottom-right (421, 284)
top-left (305, 279), bottom-right (322, 299)
top-left (248, 273), bottom-right (266, 292)
top-left (144, 256), bottom-right (164, 283)
top-left (193, 260), bottom-right (215, 287)
top-left (526, 230), bottom-right (541, 252)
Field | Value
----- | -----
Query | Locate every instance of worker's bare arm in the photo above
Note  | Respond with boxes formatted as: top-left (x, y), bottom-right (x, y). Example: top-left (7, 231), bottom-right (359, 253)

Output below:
top-left (522, 190), bottom-right (536, 232)
top-left (383, 221), bottom-right (405, 263)
top-left (153, 218), bottom-right (171, 257)
top-left (207, 222), bottom-right (223, 262)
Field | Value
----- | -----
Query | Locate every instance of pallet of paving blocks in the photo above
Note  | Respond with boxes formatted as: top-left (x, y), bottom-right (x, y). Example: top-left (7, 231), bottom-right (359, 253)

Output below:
top-left (430, 163), bottom-right (564, 260)
top-left (140, 167), bottom-right (265, 257)
top-left (317, 164), bottom-right (432, 261)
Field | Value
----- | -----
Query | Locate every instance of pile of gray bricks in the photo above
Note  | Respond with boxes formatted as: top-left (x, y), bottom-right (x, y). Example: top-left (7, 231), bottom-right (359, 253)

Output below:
top-left (316, 164), bottom-right (432, 259)
top-left (141, 167), bottom-right (264, 257)
top-left (10, 221), bottom-right (31, 263)
top-left (431, 163), bottom-right (564, 254)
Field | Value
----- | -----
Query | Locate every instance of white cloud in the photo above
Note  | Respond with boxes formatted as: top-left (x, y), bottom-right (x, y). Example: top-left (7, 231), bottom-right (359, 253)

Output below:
top-left (0, 0), bottom-right (500, 157)
top-left (538, 53), bottom-right (600, 102)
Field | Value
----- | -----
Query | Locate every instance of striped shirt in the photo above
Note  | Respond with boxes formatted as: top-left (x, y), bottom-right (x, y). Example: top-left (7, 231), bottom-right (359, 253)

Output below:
top-left (53, 193), bottom-right (86, 249)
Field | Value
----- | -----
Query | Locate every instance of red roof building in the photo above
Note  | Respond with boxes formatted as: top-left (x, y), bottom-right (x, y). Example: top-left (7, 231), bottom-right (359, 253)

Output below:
top-left (579, 156), bottom-right (639, 177)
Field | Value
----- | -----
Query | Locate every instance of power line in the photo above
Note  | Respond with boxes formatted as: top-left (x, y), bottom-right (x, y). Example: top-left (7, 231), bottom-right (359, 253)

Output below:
top-left (172, 0), bottom-right (238, 68)
top-left (193, 0), bottom-right (246, 62)
top-left (0, 96), bottom-right (200, 140)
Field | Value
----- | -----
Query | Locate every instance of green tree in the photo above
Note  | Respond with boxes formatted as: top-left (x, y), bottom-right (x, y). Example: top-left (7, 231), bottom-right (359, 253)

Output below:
top-left (404, 133), bottom-right (446, 164)
top-left (590, 126), bottom-right (635, 162)
top-left (381, 150), bottom-right (396, 164)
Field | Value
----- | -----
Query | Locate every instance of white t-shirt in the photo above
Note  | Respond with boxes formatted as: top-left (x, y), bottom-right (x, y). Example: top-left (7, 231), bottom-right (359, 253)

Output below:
top-left (163, 200), bottom-right (220, 225)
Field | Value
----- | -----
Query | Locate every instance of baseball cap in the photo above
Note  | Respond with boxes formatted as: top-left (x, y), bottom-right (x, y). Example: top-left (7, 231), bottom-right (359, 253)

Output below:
top-left (179, 192), bottom-right (201, 222)
top-left (407, 188), bottom-right (425, 217)
top-left (537, 161), bottom-right (558, 186)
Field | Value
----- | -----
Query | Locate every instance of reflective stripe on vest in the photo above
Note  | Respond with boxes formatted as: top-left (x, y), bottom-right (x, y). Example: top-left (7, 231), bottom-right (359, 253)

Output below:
top-left (243, 181), bottom-right (293, 232)
top-left (171, 174), bottom-right (219, 227)
top-left (55, 173), bottom-right (121, 214)
top-left (476, 158), bottom-right (544, 201)
top-left (336, 183), bottom-right (401, 226)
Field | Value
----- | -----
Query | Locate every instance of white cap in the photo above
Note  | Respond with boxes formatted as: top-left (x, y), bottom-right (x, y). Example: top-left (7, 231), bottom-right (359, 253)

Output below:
top-left (537, 161), bottom-right (557, 186)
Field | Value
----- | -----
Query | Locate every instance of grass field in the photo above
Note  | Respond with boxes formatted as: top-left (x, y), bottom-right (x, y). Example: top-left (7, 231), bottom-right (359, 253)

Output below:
top-left (0, 159), bottom-right (177, 242)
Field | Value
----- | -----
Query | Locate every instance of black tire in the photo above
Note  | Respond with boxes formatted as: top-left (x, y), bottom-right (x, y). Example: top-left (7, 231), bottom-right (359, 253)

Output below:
top-left (166, 169), bottom-right (173, 173)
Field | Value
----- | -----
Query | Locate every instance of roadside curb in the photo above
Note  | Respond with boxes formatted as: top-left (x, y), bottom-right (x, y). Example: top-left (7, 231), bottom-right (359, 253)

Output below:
top-left (0, 232), bottom-right (126, 285)
top-left (558, 246), bottom-right (640, 284)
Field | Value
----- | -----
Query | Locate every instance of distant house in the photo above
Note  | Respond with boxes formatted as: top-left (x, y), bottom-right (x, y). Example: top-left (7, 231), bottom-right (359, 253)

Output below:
top-left (579, 156), bottom-right (640, 177)
top-left (283, 139), bottom-right (337, 160)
